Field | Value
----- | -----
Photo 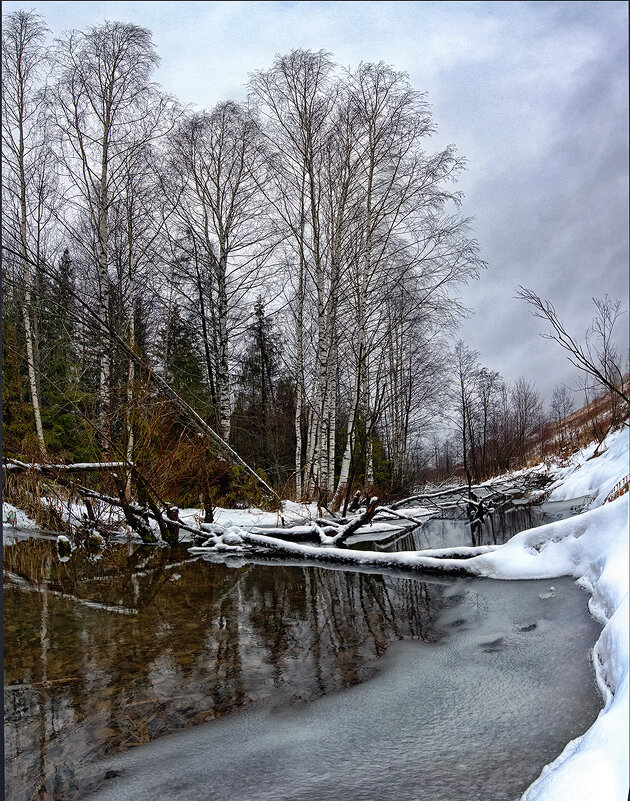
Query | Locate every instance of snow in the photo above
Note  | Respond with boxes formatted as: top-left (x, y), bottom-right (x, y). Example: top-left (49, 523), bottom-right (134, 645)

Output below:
top-left (2, 503), bottom-right (39, 533)
top-left (544, 428), bottom-right (629, 507)
top-left (178, 500), bottom-right (318, 530)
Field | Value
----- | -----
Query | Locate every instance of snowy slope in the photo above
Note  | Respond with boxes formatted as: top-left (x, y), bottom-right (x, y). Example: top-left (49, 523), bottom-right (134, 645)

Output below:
top-left (511, 427), bottom-right (629, 801)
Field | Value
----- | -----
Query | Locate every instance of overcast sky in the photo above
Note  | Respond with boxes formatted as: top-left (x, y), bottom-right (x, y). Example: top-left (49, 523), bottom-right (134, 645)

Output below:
top-left (4, 0), bottom-right (629, 405)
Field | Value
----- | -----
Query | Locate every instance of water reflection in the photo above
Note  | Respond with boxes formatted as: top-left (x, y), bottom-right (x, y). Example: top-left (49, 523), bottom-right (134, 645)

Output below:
top-left (4, 540), bottom-right (451, 801)
top-left (356, 503), bottom-right (559, 553)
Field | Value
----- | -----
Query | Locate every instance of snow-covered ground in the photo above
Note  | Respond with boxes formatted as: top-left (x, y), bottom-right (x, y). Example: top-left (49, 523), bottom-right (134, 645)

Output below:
top-left (2, 503), bottom-right (40, 534)
top-left (178, 499), bottom-right (317, 529)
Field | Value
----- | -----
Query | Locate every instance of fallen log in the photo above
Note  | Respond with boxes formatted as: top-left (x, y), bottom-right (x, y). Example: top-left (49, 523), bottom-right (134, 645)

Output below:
top-left (390, 473), bottom-right (550, 513)
top-left (189, 529), bottom-right (498, 577)
top-left (3, 460), bottom-right (129, 474)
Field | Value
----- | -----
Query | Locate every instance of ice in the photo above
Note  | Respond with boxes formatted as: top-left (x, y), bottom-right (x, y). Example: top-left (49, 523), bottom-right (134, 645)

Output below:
top-left (76, 577), bottom-right (604, 801)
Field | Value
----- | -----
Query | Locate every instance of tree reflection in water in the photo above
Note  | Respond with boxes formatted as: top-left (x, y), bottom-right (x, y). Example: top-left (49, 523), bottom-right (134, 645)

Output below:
top-left (3, 539), bottom-right (452, 801)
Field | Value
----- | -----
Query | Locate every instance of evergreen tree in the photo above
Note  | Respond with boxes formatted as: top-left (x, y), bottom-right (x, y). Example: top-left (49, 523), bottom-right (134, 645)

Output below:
top-left (37, 248), bottom-right (94, 458)
top-left (232, 299), bottom-right (295, 485)
top-left (162, 302), bottom-right (209, 409)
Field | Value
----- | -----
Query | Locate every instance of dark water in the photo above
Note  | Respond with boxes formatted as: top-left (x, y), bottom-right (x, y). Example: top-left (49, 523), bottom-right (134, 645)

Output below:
top-left (79, 577), bottom-right (602, 801)
top-left (352, 503), bottom-right (561, 552)
top-left (3, 508), bottom-right (602, 801)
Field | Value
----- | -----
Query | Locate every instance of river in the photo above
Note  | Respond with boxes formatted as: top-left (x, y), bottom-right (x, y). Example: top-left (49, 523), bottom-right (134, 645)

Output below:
top-left (3, 502), bottom-right (602, 800)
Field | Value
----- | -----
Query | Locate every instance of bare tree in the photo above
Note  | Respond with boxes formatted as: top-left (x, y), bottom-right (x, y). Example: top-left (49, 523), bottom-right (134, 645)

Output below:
top-left (518, 287), bottom-right (629, 416)
top-left (2, 10), bottom-right (50, 456)
top-left (475, 367), bottom-right (503, 479)
top-left (252, 53), bottom-right (484, 503)
top-left (170, 101), bottom-right (271, 441)
top-left (50, 21), bottom-right (172, 453)
top-left (510, 376), bottom-right (544, 463)
top-left (550, 384), bottom-right (574, 446)
top-left (452, 340), bottom-right (480, 489)
top-left (109, 142), bottom-right (179, 495)
top-left (250, 50), bottom-right (339, 500)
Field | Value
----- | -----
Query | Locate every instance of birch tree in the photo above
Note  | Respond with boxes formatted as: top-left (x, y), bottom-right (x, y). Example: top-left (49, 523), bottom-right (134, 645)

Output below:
top-left (250, 50), bottom-right (340, 500)
top-left (2, 10), bottom-right (50, 457)
top-left (108, 142), bottom-right (177, 494)
top-left (170, 102), bottom-right (270, 441)
top-left (332, 63), bottom-right (484, 502)
top-left (50, 21), bottom-right (168, 454)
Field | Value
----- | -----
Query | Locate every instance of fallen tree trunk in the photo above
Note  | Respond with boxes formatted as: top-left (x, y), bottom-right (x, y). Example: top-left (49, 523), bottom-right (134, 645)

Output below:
top-left (3, 460), bottom-right (129, 474)
top-left (190, 528), bottom-right (498, 577)
top-left (390, 473), bottom-right (551, 513)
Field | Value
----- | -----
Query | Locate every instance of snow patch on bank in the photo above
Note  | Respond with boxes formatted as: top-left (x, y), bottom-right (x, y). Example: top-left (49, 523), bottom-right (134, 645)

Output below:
top-left (2, 503), bottom-right (39, 533)
top-left (178, 500), bottom-right (318, 530)
top-left (545, 427), bottom-right (629, 508)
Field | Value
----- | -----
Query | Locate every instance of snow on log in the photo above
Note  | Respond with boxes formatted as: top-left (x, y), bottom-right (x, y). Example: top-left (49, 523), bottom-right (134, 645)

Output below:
top-left (188, 529), bottom-right (501, 575)
top-left (3, 459), bottom-right (129, 473)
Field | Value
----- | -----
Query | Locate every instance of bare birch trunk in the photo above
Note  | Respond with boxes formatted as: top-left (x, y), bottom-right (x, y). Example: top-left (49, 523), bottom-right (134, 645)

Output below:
top-left (125, 225), bottom-right (136, 499)
top-left (20, 277), bottom-right (46, 457)
top-left (304, 406), bottom-right (319, 498)
top-left (17, 81), bottom-right (46, 458)
top-left (364, 355), bottom-right (374, 487)
top-left (327, 345), bottom-right (337, 500)
top-left (216, 250), bottom-right (231, 442)
top-left (97, 131), bottom-right (111, 455)
top-left (332, 338), bottom-right (364, 508)
top-left (294, 251), bottom-right (305, 500)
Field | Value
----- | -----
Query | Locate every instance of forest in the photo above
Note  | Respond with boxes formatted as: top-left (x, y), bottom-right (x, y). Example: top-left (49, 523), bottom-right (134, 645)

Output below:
top-left (3, 10), bottom-right (627, 524)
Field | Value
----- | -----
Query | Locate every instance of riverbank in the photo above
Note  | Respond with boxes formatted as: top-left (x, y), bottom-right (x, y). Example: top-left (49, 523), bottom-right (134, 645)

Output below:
top-left (3, 428), bottom-right (628, 800)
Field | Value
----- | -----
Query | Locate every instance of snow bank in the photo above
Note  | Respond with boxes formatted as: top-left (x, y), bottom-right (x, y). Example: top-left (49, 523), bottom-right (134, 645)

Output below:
top-left (511, 428), bottom-right (629, 801)
top-left (2, 503), bottom-right (39, 533)
top-left (545, 427), bottom-right (629, 508)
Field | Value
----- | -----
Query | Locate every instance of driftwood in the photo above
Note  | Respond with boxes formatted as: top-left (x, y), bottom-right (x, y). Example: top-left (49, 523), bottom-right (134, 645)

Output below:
top-left (3, 460), bottom-right (129, 474)
top-left (4, 451), bottom-right (549, 563)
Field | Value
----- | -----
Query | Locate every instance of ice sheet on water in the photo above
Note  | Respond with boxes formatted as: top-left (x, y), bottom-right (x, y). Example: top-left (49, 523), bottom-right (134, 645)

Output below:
top-left (78, 577), bottom-right (603, 801)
